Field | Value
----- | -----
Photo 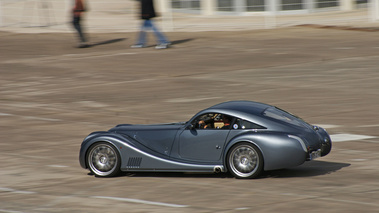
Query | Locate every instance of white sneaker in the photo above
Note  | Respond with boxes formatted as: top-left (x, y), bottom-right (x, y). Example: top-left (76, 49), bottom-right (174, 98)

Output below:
top-left (155, 43), bottom-right (170, 49)
top-left (131, 44), bottom-right (145, 48)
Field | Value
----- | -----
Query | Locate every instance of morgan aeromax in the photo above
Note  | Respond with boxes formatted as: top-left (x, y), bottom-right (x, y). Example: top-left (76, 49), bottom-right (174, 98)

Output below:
top-left (79, 101), bottom-right (332, 179)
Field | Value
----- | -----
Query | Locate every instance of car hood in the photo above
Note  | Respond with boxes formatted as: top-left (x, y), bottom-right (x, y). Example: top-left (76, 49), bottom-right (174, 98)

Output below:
top-left (109, 122), bottom-right (186, 155)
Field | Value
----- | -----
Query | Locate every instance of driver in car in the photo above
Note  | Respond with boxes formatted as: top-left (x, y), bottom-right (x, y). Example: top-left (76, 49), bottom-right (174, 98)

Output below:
top-left (198, 114), bottom-right (216, 129)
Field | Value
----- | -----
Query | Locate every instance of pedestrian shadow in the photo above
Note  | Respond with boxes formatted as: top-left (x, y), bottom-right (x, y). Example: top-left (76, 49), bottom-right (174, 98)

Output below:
top-left (171, 38), bottom-right (194, 46)
top-left (89, 38), bottom-right (126, 47)
top-left (142, 39), bottom-right (194, 48)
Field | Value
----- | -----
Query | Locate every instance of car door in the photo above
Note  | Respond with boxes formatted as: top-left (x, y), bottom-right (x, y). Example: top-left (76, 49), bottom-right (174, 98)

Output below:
top-left (177, 113), bottom-right (232, 162)
top-left (178, 128), bottom-right (230, 162)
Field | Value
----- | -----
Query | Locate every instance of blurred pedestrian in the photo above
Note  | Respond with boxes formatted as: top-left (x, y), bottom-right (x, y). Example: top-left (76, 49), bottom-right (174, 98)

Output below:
top-left (72, 0), bottom-right (89, 48)
top-left (131, 0), bottom-right (170, 49)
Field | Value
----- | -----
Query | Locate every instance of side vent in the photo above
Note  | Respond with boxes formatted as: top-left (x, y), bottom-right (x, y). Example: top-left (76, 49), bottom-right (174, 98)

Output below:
top-left (127, 157), bottom-right (142, 168)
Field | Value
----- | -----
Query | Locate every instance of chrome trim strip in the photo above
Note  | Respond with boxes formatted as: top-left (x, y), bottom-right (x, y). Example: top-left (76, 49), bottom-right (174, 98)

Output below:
top-left (288, 135), bottom-right (308, 152)
top-left (99, 136), bottom-right (223, 169)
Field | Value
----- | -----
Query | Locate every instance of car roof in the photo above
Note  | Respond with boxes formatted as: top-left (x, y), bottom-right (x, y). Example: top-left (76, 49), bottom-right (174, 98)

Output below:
top-left (207, 101), bottom-right (271, 115)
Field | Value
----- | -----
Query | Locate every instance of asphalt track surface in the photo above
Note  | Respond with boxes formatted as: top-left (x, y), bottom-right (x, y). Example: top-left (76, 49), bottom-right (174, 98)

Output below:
top-left (1, 27), bottom-right (379, 213)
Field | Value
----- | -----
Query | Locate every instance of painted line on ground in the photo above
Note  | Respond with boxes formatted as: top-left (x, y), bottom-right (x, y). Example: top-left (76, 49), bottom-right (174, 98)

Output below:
top-left (358, 124), bottom-right (379, 128)
top-left (318, 197), bottom-right (379, 207)
top-left (332, 47), bottom-right (355, 50)
top-left (351, 159), bottom-right (368, 162)
top-left (47, 165), bottom-right (69, 168)
top-left (235, 207), bottom-right (250, 210)
top-left (0, 189), bottom-right (189, 208)
top-left (314, 124), bottom-right (340, 129)
top-left (0, 112), bottom-right (61, 122)
top-left (0, 209), bottom-right (24, 213)
top-left (166, 97), bottom-right (221, 103)
top-left (0, 187), bottom-right (36, 195)
top-left (92, 196), bottom-right (189, 208)
top-left (330, 134), bottom-right (377, 142)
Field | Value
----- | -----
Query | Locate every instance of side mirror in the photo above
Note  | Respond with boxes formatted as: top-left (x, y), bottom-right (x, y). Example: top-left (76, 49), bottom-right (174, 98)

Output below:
top-left (187, 124), bottom-right (195, 130)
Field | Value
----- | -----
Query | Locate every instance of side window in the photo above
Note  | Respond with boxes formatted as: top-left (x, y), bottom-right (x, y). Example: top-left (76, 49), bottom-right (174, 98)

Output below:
top-left (192, 113), bottom-right (217, 129)
top-left (232, 119), bottom-right (265, 130)
top-left (191, 113), bottom-right (235, 130)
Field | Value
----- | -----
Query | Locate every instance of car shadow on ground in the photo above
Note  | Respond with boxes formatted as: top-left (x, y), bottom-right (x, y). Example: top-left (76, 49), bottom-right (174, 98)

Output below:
top-left (262, 161), bottom-right (351, 178)
top-left (109, 160), bottom-right (350, 179)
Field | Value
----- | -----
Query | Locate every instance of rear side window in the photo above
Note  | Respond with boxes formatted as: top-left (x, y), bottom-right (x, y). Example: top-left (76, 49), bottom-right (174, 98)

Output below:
top-left (233, 119), bottom-right (265, 130)
top-left (262, 107), bottom-right (307, 127)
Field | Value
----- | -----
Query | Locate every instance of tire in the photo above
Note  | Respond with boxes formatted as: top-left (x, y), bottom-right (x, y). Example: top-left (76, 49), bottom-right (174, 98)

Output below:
top-left (87, 142), bottom-right (121, 177)
top-left (227, 142), bottom-right (263, 179)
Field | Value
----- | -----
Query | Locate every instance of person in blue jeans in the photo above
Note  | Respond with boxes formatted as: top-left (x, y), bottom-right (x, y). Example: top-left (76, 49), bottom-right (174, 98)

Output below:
top-left (131, 0), bottom-right (170, 49)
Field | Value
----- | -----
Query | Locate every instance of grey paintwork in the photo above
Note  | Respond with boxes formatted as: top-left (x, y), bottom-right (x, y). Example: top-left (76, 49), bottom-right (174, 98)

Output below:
top-left (79, 101), bottom-right (332, 174)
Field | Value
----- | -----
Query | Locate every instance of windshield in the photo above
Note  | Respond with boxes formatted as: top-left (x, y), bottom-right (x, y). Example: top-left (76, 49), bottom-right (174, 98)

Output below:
top-left (262, 107), bottom-right (310, 127)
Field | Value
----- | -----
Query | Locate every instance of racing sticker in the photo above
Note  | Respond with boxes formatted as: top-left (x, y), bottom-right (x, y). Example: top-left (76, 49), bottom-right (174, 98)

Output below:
top-left (233, 124), bottom-right (238, 129)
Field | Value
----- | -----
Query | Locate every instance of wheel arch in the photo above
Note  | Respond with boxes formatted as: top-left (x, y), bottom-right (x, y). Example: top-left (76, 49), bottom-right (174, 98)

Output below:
top-left (80, 133), bottom-right (127, 169)
top-left (224, 141), bottom-right (265, 179)
top-left (223, 132), bottom-right (307, 172)
top-left (223, 138), bottom-right (265, 172)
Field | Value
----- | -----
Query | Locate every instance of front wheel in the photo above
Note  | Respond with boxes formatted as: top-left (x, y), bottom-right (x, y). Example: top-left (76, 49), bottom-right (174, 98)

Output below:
top-left (87, 142), bottom-right (121, 177)
top-left (227, 143), bottom-right (263, 179)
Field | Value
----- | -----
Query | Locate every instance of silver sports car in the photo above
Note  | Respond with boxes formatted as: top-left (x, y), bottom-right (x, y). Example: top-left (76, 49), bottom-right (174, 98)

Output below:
top-left (79, 101), bottom-right (332, 179)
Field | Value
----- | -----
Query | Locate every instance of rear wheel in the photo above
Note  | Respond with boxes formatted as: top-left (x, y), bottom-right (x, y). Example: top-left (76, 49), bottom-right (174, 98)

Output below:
top-left (227, 143), bottom-right (263, 179)
top-left (87, 142), bottom-right (121, 177)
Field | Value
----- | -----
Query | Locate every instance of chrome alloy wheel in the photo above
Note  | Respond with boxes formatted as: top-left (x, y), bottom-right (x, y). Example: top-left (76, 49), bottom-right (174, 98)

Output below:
top-left (88, 143), bottom-right (120, 177)
top-left (228, 143), bottom-right (262, 178)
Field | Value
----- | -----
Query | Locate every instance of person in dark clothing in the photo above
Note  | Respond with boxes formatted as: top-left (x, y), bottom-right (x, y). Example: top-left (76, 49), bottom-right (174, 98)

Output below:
top-left (221, 115), bottom-right (232, 129)
top-left (72, 0), bottom-right (89, 48)
top-left (131, 0), bottom-right (170, 49)
top-left (198, 114), bottom-right (215, 129)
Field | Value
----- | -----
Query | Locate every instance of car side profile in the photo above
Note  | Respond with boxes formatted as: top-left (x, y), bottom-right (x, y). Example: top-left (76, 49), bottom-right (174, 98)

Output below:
top-left (79, 101), bottom-right (332, 179)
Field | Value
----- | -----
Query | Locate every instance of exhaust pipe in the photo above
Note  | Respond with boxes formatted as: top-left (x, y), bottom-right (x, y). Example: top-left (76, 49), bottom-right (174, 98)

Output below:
top-left (214, 166), bottom-right (223, 173)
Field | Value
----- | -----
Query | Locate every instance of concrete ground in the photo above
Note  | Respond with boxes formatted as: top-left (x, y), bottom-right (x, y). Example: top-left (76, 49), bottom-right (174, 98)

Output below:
top-left (0, 26), bottom-right (378, 212)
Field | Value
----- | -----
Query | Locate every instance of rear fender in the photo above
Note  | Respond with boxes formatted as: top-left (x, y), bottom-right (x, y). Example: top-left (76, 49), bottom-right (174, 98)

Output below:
top-left (223, 132), bottom-right (308, 171)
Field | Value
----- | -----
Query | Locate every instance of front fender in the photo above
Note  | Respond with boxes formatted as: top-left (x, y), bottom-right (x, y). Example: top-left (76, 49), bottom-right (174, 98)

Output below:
top-left (79, 132), bottom-right (132, 169)
top-left (224, 132), bottom-right (308, 171)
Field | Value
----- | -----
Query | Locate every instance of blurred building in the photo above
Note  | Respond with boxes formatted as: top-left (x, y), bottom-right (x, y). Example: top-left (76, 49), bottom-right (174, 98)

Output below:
top-left (0, 0), bottom-right (374, 32)
top-left (169, 0), bottom-right (367, 15)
